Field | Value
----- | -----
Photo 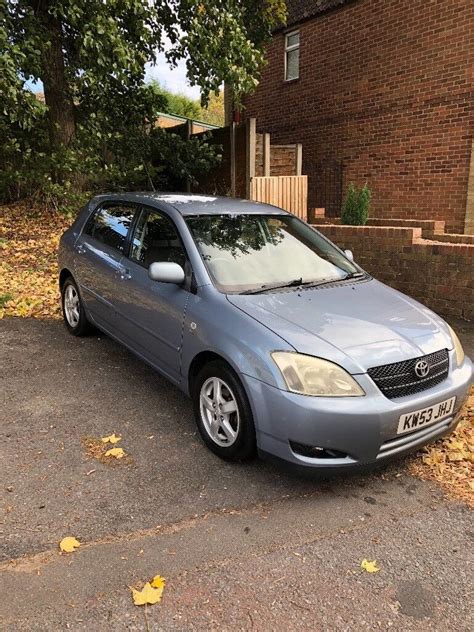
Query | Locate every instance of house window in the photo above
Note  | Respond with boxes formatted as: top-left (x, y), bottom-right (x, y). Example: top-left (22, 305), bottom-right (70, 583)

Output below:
top-left (285, 31), bottom-right (300, 81)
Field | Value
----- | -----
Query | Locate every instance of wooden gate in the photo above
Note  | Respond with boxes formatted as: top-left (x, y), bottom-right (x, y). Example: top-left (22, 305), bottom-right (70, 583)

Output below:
top-left (250, 175), bottom-right (308, 220)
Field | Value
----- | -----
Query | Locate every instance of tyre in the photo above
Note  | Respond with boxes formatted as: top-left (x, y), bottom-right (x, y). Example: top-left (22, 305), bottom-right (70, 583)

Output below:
top-left (61, 276), bottom-right (92, 336)
top-left (192, 360), bottom-right (257, 461)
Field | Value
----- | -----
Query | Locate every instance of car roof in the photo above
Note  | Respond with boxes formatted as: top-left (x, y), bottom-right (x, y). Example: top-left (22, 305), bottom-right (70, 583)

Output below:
top-left (93, 192), bottom-right (289, 216)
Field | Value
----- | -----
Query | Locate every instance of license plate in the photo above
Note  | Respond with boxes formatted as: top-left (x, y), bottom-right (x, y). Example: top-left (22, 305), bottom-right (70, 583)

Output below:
top-left (397, 397), bottom-right (456, 435)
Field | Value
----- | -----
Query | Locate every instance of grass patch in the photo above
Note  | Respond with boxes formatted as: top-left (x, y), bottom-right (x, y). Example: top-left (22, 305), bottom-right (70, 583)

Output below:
top-left (0, 293), bottom-right (13, 308)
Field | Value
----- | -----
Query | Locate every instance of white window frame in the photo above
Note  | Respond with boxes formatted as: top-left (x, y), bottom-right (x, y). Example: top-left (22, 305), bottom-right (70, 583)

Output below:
top-left (284, 30), bottom-right (300, 81)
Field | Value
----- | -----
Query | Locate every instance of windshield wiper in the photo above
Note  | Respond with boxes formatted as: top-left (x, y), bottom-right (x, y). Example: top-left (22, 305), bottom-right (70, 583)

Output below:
top-left (343, 271), bottom-right (366, 281)
top-left (241, 272), bottom-right (367, 295)
top-left (241, 277), bottom-right (303, 295)
top-left (299, 272), bottom-right (367, 289)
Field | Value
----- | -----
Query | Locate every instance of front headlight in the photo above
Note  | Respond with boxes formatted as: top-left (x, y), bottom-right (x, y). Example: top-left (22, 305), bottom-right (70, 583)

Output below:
top-left (272, 352), bottom-right (365, 397)
top-left (448, 325), bottom-right (465, 366)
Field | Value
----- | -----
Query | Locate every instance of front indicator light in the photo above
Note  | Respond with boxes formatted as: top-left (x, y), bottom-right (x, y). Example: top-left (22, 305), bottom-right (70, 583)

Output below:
top-left (448, 325), bottom-right (465, 367)
top-left (272, 352), bottom-right (365, 397)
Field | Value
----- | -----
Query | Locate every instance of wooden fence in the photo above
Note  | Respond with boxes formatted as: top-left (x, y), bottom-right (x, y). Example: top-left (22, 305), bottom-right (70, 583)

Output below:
top-left (250, 175), bottom-right (308, 220)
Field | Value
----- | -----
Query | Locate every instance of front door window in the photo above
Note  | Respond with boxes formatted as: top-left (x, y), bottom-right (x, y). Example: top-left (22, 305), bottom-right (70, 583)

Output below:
top-left (130, 210), bottom-right (186, 268)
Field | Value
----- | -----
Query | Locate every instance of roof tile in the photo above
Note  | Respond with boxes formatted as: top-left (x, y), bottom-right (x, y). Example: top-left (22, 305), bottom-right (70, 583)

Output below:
top-left (285, 0), bottom-right (353, 28)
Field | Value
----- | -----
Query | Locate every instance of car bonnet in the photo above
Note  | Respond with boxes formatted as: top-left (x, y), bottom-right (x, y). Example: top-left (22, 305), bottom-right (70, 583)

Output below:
top-left (226, 278), bottom-right (453, 374)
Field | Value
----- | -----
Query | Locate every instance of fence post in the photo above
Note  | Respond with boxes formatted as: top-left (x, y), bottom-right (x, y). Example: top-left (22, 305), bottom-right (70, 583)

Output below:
top-left (186, 119), bottom-right (193, 193)
top-left (296, 143), bottom-right (303, 176)
top-left (246, 118), bottom-right (256, 199)
top-left (230, 122), bottom-right (236, 197)
top-left (263, 133), bottom-right (271, 177)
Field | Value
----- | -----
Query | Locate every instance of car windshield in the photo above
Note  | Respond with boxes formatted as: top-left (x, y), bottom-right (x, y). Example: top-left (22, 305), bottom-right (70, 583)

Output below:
top-left (185, 214), bottom-right (361, 293)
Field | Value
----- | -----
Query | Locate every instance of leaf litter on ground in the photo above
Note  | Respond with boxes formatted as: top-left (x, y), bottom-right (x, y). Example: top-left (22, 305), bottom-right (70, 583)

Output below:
top-left (0, 203), bottom-right (71, 319)
top-left (82, 436), bottom-right (131, 466)
top-left (408, 388), bottom-right (473, 507)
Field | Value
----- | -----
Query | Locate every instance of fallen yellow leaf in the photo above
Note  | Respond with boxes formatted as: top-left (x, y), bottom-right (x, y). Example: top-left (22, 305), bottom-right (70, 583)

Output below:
top-left (447, 451), bottom-right (465, 462)
top-left (132, 582), bottom-right (164, 606)
top-left (104, 447), bottom-right (125, 459)
top-left (151, 575), bottom-right (166, 590)
top-left (361, 559), bottom-right (380, 573)
top-left (447, 440), bottom-right (466, 451)
top-left (59, 537), bottom-right (81, 553)
top-left (101, 433), bottom-right (122, 444)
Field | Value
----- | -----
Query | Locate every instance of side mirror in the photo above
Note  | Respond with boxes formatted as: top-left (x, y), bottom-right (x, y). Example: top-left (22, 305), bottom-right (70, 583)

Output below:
top-left (344, 249), bottom-right (354, 262)
top-left (148, 262), bottom-right (185, 285)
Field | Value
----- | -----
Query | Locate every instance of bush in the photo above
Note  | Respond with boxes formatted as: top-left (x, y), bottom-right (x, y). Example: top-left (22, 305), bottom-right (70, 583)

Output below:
top-left (0, 83), bottom-right (222, 215)
top-left (341, 183), bottom-right (371, 225)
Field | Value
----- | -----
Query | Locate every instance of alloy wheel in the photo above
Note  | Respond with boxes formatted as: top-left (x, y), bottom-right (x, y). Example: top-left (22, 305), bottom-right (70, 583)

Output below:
top-left (64, 284), bottom-right (80, 327)
top-left (199, 377), bottom-right (240, 447)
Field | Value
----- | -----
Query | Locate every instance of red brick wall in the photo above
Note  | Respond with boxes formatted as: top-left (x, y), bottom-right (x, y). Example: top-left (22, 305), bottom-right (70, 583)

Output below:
top-left (315, 224), bottom-right (474, 320)
top-left (243, 0), bottom-right (474, 233)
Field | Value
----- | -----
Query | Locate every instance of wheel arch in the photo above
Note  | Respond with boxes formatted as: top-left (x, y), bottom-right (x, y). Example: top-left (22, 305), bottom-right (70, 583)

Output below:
top-left (59, 268), bottom-right (73, 289)
top-left (187, 350), bottom-right (235, 395)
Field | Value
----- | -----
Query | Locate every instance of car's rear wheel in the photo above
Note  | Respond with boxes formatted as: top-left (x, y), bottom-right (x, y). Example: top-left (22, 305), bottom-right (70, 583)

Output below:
top-left (61, 276), bottom-right (92, 336)
top-left (192, 360), bottom-right (256, 461)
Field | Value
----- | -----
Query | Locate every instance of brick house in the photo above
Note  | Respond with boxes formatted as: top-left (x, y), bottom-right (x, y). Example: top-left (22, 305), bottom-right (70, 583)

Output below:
top-left (233, 0), bottom-right (474, 233)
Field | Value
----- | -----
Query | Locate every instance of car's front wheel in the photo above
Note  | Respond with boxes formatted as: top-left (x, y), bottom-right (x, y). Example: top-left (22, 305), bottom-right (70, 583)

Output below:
top-left (192, 361), bottom-right (256, 461)
top-left (61, 276), bottom-right (92, 336)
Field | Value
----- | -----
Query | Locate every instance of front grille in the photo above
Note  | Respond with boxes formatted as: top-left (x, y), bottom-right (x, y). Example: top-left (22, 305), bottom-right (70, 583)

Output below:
top-left (368, 349), bottom-right (449, 399)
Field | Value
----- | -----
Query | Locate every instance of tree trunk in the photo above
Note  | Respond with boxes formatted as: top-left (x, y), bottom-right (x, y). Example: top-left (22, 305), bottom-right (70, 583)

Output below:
top-left (35, 3), bottom-right (76, 152)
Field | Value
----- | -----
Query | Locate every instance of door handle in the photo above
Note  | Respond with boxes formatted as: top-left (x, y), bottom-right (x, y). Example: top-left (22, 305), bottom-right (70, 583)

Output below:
top-left (116, 267), bottom-right (131, 280)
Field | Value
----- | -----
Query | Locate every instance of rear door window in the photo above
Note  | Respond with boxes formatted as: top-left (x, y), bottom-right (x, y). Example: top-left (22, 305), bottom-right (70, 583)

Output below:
top-left (85, 204), bottom-right (136, 252)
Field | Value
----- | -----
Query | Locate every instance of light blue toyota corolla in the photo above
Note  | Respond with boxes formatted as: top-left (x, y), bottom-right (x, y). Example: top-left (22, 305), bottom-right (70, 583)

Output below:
top-left (58, 193), bottom-right (472, 470)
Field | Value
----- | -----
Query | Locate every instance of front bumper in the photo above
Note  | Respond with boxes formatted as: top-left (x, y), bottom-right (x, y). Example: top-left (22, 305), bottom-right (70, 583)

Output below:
top-left (241, 351), bottom-right (473, 469)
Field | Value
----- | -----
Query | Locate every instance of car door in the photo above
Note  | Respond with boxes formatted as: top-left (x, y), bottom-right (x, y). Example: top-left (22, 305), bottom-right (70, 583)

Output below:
top-left (113, 206), bottom-right (190, 383)
top-left (74, 202), bottom-right (136, 330)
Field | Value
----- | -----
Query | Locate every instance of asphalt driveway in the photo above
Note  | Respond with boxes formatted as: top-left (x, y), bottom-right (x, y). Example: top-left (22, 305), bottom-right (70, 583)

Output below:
top-left (1, 317), bottom-right (473, 630)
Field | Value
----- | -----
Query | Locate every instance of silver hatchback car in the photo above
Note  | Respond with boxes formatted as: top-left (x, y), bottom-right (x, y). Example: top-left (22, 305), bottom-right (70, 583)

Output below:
top-left (58, 193), bottom-right (472, 470)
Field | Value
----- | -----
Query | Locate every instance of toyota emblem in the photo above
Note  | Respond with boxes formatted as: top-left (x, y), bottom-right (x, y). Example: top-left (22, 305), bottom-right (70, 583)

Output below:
top-left (414, 359), bottom-right (430, 378)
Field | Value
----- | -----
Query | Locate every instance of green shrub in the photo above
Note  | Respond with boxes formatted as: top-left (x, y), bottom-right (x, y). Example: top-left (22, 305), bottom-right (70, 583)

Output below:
top-left (0, 97), bottom-right (221, 214)
top-left (341, 183), bottom-right (371, 225)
